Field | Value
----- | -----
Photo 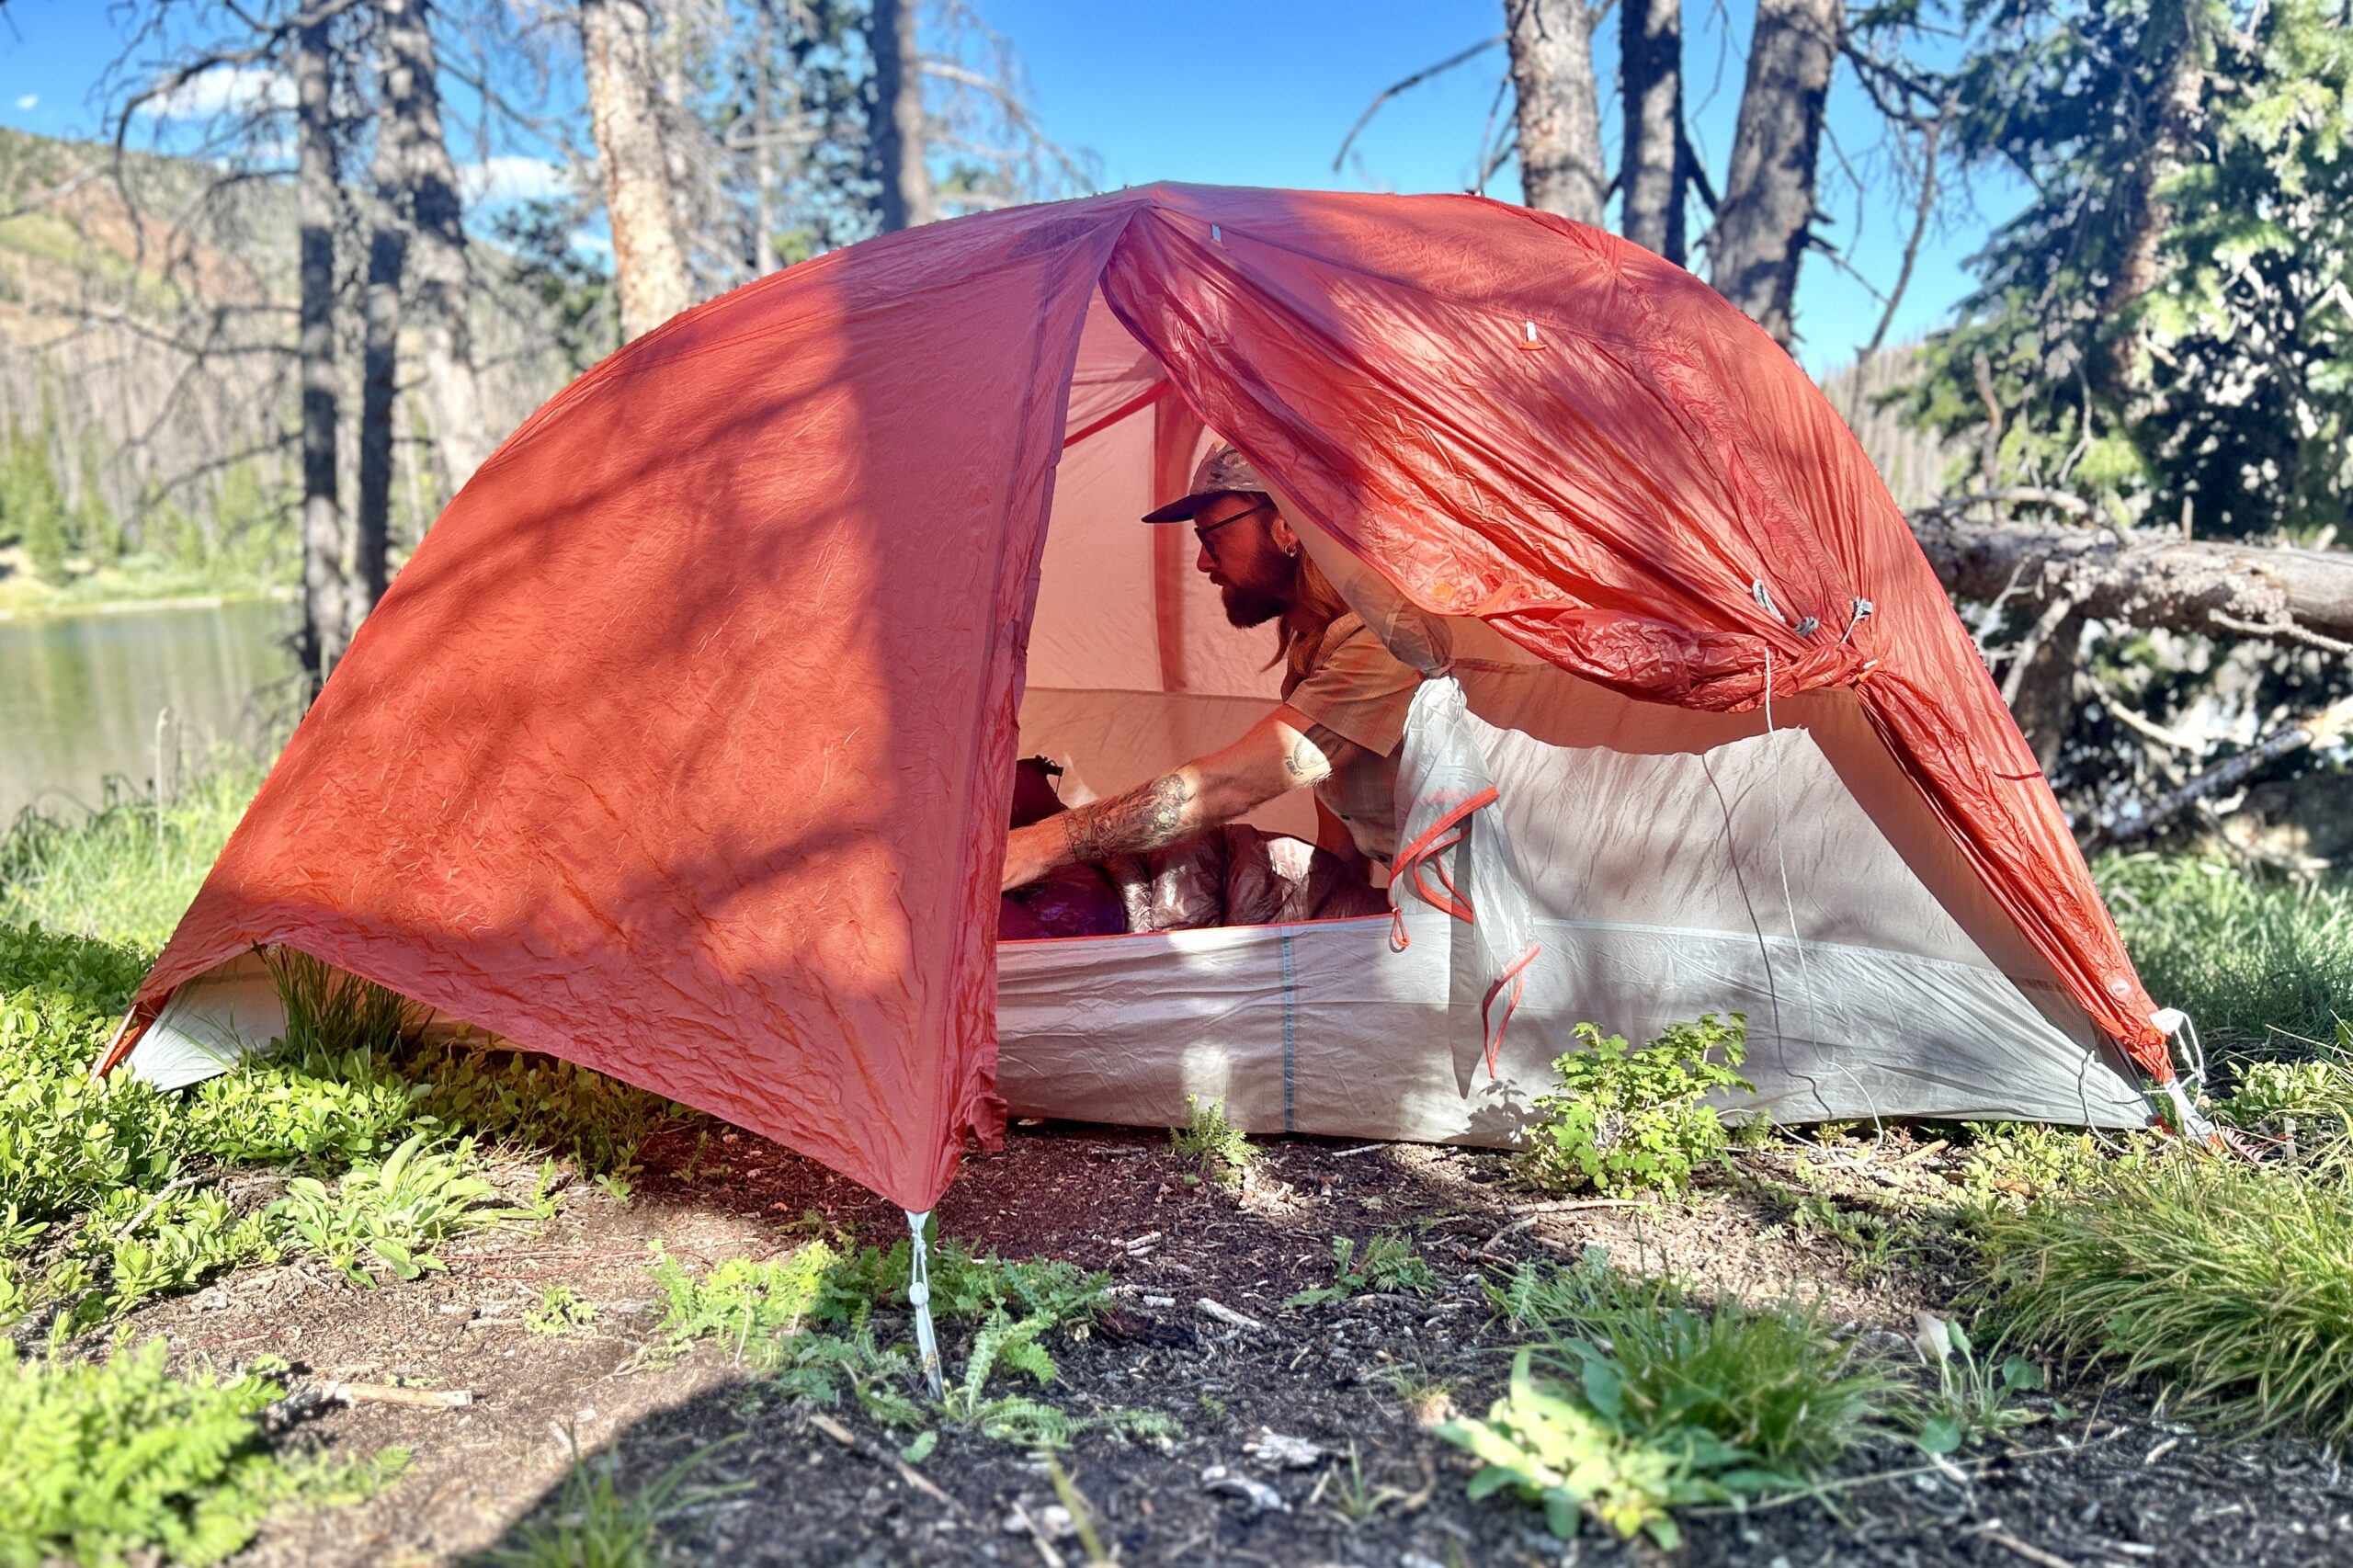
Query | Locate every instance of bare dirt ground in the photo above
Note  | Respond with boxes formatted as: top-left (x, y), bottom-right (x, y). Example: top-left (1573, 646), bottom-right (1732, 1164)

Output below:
top-left (117, 1124), bottom-right (2353, 1568)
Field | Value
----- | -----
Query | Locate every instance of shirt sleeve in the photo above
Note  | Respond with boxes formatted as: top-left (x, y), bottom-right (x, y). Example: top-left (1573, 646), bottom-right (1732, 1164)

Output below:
top-left (1284, 619), bottom-right (1422, 757)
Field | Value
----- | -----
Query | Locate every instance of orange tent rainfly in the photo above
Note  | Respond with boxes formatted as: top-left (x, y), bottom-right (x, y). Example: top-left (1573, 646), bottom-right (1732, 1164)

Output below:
top-left (103, 186), bottom-right (2186, 1237)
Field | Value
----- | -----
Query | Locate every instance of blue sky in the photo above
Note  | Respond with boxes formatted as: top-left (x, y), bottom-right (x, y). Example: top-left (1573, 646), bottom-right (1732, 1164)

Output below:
top-left (0, 0), bottom-right (2015, 374)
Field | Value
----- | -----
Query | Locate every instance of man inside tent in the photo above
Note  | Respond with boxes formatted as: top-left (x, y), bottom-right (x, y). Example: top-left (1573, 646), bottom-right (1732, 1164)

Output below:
top-left (1001, 447), bottom-right (1419, 906)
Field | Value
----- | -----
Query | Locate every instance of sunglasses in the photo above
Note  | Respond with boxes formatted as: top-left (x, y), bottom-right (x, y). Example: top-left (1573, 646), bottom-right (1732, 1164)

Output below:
top-left (1194, 498), bottom-right (1272, 550)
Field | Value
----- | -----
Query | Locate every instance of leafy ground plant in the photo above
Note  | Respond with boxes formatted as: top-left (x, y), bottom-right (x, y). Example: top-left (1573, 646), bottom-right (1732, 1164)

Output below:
top-left (0, 1337), bottom-right (406, 1567)
top-left (1491, 1252), bottom-right (1898, 1472)
top-left (1439, 1348), bottom-right (1770, 1550)
top-left (1515, 1015), bottom-right (1753, 1197)
top-left (526, 1285), bottom-right (599, 1336)
top-left (268, 1131), bottom-right (514, 1285)
top-left (1171, 1094), bottom-right (1250, 1188)
top-left (1978, 1153), bottom-right (2353, 1440)
top-left (1912, 1311), bottom-right (2048, 1454)
top-left (1285, 1232), bottom-right (1438, 1308)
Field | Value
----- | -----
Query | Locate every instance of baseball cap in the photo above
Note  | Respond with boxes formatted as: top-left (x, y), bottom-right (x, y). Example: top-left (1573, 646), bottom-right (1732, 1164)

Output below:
top-left (1141, 445), bottom-right (1271, 523)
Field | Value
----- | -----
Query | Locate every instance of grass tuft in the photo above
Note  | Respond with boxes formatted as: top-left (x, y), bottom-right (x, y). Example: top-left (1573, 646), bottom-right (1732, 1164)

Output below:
top-left (1978, 1153), bottom-right (2353, 1440)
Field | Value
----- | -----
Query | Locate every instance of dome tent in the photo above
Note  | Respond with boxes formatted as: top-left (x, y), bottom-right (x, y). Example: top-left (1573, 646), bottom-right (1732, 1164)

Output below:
top-left (103, 186), bottom-right (2179, 1232)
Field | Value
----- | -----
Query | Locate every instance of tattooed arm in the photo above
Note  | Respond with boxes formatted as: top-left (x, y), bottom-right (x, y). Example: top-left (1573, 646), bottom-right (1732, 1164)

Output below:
top-left (1001, 706), bottom-right (1366, 892)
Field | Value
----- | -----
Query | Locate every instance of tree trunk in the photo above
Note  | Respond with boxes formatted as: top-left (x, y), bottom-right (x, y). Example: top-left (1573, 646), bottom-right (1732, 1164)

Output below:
top-left (1911, 505), bottom-right (2353, 646)
top-left (1709, 0), bottom-right (1840, 347)
top-left (296, 15), bottom-right (345, 686)
top-left (1505, 0), bottom-right (1607, 226)
top-left (750, 0), bottom-right (778, 277)
top-left (355, 0), bottom-right (413, 634)
top-left (870, 0), bottom-right (933, 232)
top-left (581, 0), bottom-right (691, 339)
top-left (2095, 8), bottom-right (2206, 398)
top-left (387, 0), bottom-right (490, 499)
top-left (1618, 0), bottom-right (1687, 264)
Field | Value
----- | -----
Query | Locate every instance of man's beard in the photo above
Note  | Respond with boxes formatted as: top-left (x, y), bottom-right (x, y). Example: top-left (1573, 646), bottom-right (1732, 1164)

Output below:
top-left (1220, 552), bottom-right (1297, 628)
top-left (1221, 584), bottom-right (1288, 628)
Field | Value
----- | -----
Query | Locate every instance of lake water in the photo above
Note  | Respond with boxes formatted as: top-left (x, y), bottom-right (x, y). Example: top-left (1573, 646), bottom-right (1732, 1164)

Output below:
top-left (0, 598), bottom-right (298, 824)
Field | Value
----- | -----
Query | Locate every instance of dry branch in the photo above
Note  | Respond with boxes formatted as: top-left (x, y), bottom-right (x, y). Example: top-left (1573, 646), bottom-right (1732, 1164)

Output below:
top-left (1908, 507), bottom-right (2353, 646)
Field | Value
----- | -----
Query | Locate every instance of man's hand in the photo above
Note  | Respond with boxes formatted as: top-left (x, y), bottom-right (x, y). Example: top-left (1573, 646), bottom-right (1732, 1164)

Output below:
top-left (1000, 707), bottom-right (1361, 892)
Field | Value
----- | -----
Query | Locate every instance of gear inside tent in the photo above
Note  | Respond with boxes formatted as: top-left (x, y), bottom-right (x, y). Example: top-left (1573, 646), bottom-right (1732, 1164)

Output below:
top-left (102, 185), bottom-right (2178, 1226)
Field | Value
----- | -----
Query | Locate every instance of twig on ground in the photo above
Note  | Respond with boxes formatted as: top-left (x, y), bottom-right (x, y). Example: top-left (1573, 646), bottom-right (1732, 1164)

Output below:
top-left (1505, 1198), bottom-right (1650, 1216)
top-left (1006, 1499), bottom-right (1068, 1568)
top-left (1327, 1143), bottom-right (1390, 1159)
top-left (806, 1412), bottom-right (958, 1508)
top-left (1975, 1521), bottom-right (2075, 1568)
top-left (113, 1173), bottom-right (210, 1241)
top-left (1688, 1426), bottom-right (2130, 1517)
top-left (1199, 1298), bottom-right (1267, 1332)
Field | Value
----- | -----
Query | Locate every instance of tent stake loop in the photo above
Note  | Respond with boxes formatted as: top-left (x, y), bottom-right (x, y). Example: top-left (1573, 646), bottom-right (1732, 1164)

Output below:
top-left (906, 1209), bottom-right (943, 1398)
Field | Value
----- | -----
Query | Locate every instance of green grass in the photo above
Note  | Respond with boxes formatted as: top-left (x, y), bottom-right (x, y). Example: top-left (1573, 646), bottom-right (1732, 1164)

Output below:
top-left (0, 756), bottom-right (265, 949)
top-left (483, 1437), bottom-right (740, 1568)
top-left (2097, 852), bottom-right (2353, 1053)
top-left (1447, 1250), bottom-right (1899, 1548)
top-left (1978, 1153), bottom-right (2353, 1440)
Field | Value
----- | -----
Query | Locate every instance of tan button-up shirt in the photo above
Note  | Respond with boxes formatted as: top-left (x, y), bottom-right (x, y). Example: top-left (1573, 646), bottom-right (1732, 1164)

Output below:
top-left (1280, 612), bottom-right (1422, 862)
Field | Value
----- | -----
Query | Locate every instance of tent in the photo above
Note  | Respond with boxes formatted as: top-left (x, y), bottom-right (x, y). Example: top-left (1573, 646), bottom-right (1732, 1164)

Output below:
top-left (100, 185), bottom-right (2186, 1233)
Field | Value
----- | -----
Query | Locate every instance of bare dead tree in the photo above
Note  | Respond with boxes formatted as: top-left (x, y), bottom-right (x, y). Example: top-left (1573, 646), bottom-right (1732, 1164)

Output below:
top-left (355, 2), bottom-right (409, 633)
top-left (870, 0), bottom-right (934, 231)
top-left (1505, 0), bottom-right (1608, 224)
top-left (296, 9), bottom-right (347, 681)
top-left (580, 0), bottom-right (690, 337)
top-left (1618, 0), bottom-right (1688, 263)
top-left (388, 0), bottom-right (490, 495)
top-left (1709, 0), bottom-right (1842, 346)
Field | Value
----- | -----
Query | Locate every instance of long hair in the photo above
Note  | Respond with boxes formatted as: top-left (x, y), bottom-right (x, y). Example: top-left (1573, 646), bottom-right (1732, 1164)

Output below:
top-left (1275, 551), bottom-right (1353, 687)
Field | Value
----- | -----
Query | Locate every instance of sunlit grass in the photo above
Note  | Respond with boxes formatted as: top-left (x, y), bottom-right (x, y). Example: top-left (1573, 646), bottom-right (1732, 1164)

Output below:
top-left (0, 753), bottom-right (264, 949)
top-left (2097, 852), bottom-right (2353, 1054)
top-left (1980, 1153), bottom-right (2353, 1440)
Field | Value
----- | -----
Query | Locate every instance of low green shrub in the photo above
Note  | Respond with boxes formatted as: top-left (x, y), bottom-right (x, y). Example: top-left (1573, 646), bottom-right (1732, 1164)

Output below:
top-left (1516, 1015), bottom-right (1754, 1197)
top-left (0, 1337), bottom-right (405, 1567)
top-left (1285, 1232), bottom-right (1438, 1308)
top-left (1978, 1154), bottom-right (2353, 1439)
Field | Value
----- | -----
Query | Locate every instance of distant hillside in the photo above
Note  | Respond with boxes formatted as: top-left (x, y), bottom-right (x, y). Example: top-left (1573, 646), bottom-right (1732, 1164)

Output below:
top-left (0, 125), bottom-right (573, 598)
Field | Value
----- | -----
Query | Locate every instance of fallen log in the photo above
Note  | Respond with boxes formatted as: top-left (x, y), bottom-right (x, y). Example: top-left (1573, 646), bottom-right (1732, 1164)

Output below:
top-left (1908, 502), bottom-right (2353, 649)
